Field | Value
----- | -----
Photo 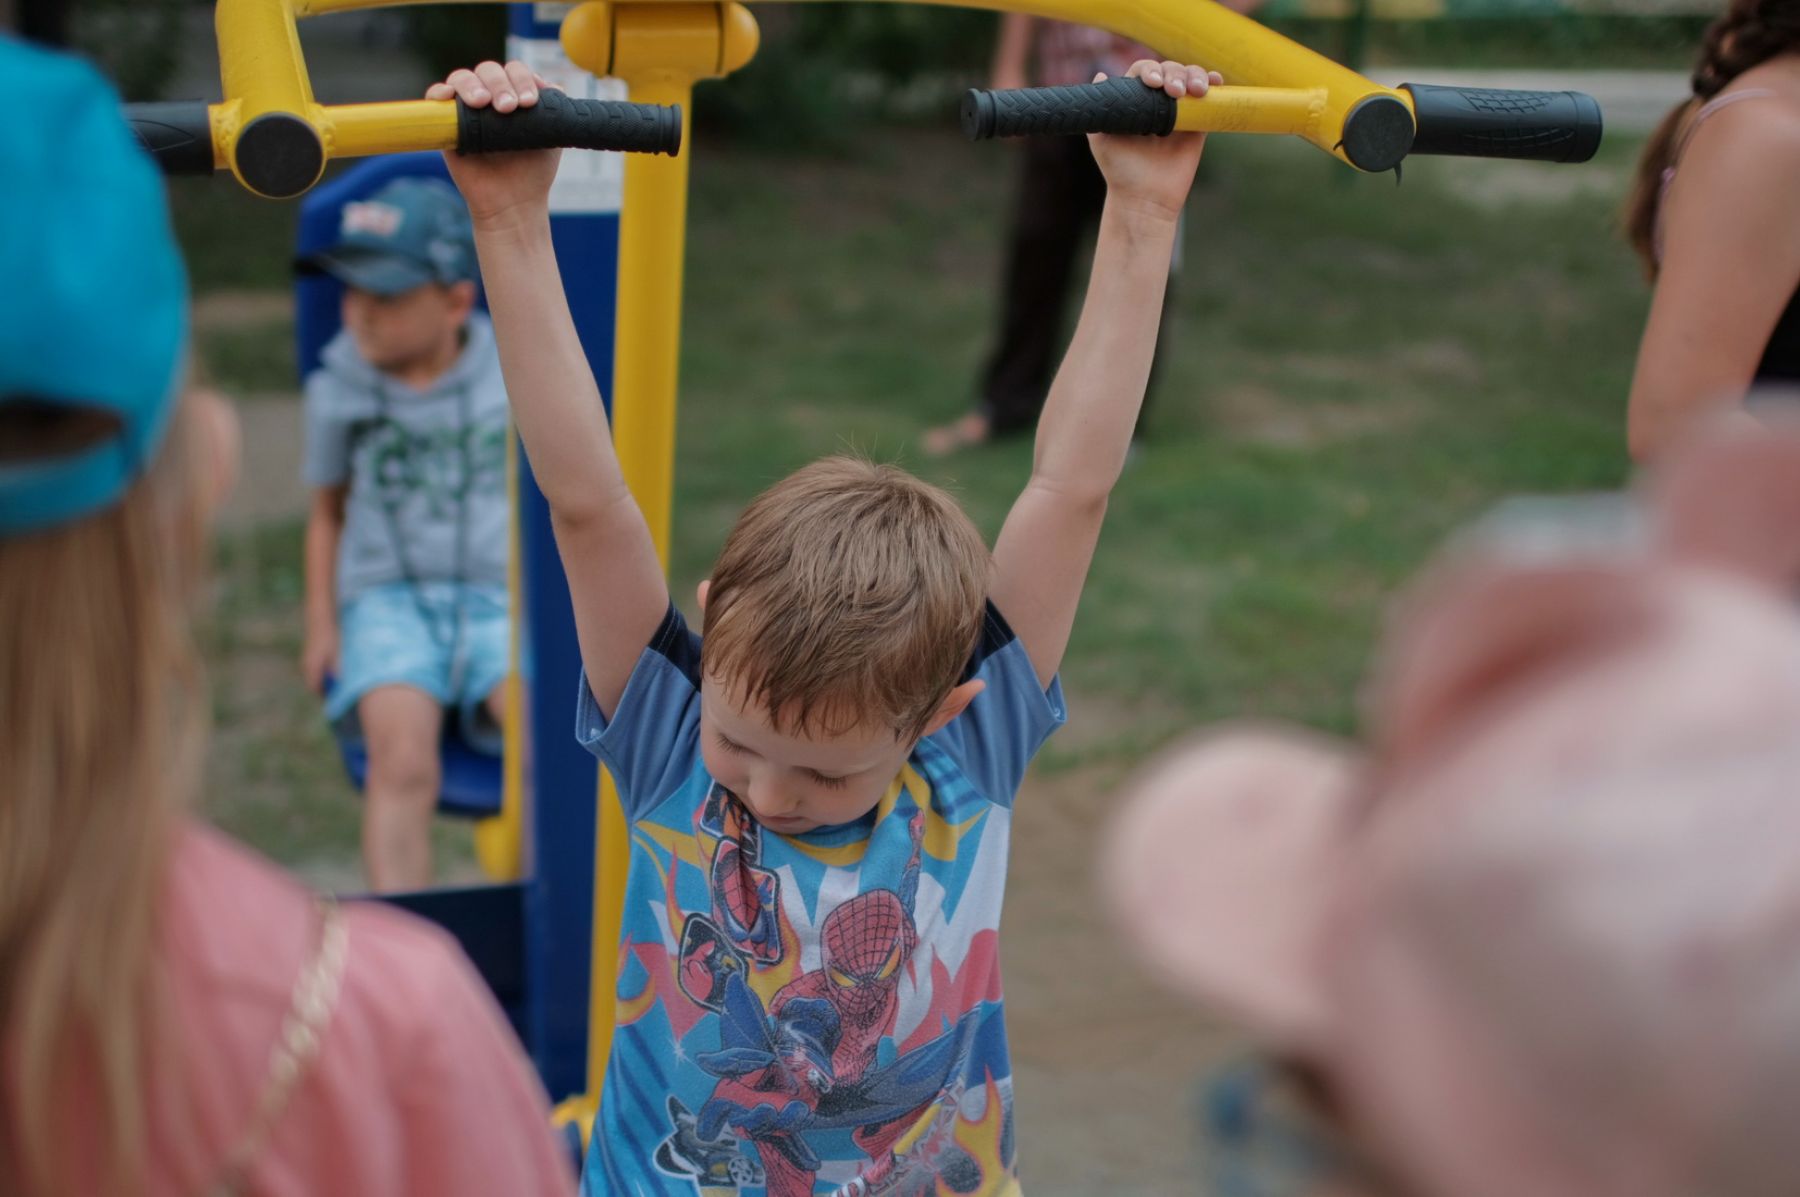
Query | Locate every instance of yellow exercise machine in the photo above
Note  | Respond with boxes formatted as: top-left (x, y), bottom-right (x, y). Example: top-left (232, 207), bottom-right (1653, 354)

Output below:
top-left (124, 0), bottom-right (1601, 1150)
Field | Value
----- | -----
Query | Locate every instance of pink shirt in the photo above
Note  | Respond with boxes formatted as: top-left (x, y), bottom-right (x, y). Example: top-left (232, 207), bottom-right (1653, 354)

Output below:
top-left (60, 823), bottom-right (577, 1195)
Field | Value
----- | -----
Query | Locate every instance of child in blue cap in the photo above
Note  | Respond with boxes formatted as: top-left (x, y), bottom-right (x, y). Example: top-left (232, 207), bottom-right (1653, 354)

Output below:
top-left (0, 36), bottom-right (572, 1196)
top-left (297, 175), bottom-right (511, 891)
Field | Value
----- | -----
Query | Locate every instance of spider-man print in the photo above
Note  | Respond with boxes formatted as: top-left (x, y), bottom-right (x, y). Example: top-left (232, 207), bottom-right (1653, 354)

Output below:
top-left (667, 971), bottom-right (984, 1197)
top-left (665, 805), bottom-right (944, 1193)
top-left (699, 783), bottom-right (785, 965)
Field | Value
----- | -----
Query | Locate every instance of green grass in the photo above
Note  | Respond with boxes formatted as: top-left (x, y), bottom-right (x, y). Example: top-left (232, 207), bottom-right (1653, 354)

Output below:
top-left (183, 126), bottom-right (1648, 874)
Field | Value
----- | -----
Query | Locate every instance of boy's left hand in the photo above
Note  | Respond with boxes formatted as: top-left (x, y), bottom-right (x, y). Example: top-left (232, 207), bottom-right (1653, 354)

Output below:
top-left (1089, 60), bottom-right (1221, 222)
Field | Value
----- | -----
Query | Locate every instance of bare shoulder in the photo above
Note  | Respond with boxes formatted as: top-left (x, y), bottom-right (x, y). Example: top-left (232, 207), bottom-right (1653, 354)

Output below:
top-left (1667, 85), bottom-right (1800, 239)
top-left (1689, 77), bottom-right (1800, 172)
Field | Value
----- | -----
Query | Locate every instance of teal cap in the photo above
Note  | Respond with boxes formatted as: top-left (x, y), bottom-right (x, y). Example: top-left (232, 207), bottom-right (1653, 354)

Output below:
top-left (0, 36), bottom-right (190, 536)
top-left (299, 176), bottom-right (477, 296)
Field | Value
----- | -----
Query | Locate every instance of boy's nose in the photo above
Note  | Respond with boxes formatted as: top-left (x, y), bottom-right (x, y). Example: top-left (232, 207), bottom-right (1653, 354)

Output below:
top-left (747, 778), bottom-right (799, 818)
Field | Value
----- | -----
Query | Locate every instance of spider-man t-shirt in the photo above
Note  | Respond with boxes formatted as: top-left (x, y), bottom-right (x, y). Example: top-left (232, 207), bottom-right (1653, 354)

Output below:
top-left (575, 602), bottom-right (1065, 1196)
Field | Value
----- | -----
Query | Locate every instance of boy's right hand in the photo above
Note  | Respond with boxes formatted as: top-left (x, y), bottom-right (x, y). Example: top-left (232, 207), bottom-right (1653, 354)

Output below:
top-left (1089, 60), bottom-right (1218, 222)
top-left (301, 626), bottom-right (339, 696)
top-left (428, 61), bottom-right (561, 230)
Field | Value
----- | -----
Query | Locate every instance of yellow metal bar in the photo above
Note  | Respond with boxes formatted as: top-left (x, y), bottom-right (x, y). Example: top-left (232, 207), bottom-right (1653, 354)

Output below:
top-left (1172, 84), bottom-right (1324, 136)
top-left (323, 100), bottom-right (461, 159)
top-left (210, 0), bottom-right (1417, 188)
top-left (215, 0), bottom-right (313, 114)
top-left (585, 63), bottom-right (696, 1123)
top-left (474, 427), bottom-right (526, 881)
top-left (559, 0), bottom-right (759, 1120)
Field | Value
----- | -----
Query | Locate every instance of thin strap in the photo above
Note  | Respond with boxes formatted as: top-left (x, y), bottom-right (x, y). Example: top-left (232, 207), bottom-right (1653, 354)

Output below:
top-left (1674, 88), bottom-right (1779, 163)
top-left (203, 898), bottom-right (349, 1197)
top-left (1656, 88), bottom-right (1781, 263)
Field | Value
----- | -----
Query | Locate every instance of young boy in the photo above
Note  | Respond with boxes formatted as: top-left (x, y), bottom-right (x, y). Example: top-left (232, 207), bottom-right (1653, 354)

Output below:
top-left (433, 55), bottom-right (1216, 1195)
top-left (299, 176), bottom-right (511, 892)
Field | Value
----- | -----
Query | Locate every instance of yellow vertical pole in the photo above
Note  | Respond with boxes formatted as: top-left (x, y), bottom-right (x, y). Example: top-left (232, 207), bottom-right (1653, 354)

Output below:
top-left (474, 428), bottom-right (525, 880)
top-left (553, 0), bottom-right (760, 1141)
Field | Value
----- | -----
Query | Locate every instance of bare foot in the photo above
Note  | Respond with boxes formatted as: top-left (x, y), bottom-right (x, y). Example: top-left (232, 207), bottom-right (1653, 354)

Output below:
top-left (922, 411), bottom-right (992, 458)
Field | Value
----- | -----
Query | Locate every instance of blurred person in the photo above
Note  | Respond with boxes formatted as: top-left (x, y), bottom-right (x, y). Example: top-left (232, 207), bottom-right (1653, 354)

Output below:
top-left (1625, 0), bottom-right (1800, 459)
top-left (1104, 416), bottom-right (1800, 1197)
top-left (0, 36), bottom-right (574, 1196)
top-left (924, 5), bottom-right (1261, 456)
top-left (297, 175), bottom-right (510, 892)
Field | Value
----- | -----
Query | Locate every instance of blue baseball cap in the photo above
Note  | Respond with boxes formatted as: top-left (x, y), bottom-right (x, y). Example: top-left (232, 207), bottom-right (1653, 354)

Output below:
top-left (0, 36), bottom-right (190, 537)
top-left (299, 176), bottom-right (477, 296)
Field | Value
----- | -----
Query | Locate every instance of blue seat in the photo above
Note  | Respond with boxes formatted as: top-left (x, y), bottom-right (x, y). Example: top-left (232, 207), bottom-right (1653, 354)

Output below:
top-left (300, 155), bottom-right (502, 821)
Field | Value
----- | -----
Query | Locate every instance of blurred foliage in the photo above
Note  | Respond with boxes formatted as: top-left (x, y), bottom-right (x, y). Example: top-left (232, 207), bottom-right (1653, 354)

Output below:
top-left (1282, 13), bottom-right (1711, 68)
top-left (695, 6), bottom-right (997, 150)
top-left (403, 4), bottom-right (510, 80)
top-left (69, 0), bottom-right (186, 101)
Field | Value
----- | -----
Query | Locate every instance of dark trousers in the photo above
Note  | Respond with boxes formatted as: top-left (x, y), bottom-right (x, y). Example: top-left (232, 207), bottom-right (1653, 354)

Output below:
top-left (978, 135), bottom-right (1176, 437)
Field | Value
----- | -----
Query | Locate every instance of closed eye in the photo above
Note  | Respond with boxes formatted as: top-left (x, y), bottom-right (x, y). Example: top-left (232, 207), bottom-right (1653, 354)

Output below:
top-left (805, 770), bottom-right (850, 790)
top-left (714, 732), bottom-right (753, 757)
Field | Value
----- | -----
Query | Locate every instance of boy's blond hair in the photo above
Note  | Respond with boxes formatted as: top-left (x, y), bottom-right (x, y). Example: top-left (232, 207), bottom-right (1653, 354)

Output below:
top-left (702, 456), bottom-right (991, 742)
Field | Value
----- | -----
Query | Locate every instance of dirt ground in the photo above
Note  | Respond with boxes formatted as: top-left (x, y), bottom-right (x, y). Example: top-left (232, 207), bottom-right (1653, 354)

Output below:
top-left (1004, 764), bottom-right (1241, 1194)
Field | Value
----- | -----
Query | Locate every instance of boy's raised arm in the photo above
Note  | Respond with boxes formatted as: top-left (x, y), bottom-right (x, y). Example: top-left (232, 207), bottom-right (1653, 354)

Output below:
top-left (990, 61), bottom-right (1214, 688)
top-left (433, 62), bottom-right (669, 718)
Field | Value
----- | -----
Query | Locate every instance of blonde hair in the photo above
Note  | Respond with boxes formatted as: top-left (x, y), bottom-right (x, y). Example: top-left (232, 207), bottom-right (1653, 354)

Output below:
top-left (0, 397), bottom-right (210, 1193)
top-left (702, 456), bottom-right (991, 741)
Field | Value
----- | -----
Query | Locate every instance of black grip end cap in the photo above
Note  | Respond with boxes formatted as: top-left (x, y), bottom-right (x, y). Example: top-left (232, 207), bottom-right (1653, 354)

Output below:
top-left (234, 111), bottom-right (324, 199)
top-left (1341, 94), bottom-right (1415, 173)
top-left (961, 89), bottom-right (996, 141)
top-left (1569, 91), bottom-right (1604, 163)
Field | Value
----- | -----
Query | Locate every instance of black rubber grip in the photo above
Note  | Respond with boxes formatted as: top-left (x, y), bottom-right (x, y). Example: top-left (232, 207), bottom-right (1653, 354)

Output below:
top-left (124, 101), bottom-right (215, 174)
top-left (963, 76), bottom-right (1176, 141)
top-left (1401, 83), bottom-right (1602, 163)
top-left (457, 89), bottom-right (681, 157)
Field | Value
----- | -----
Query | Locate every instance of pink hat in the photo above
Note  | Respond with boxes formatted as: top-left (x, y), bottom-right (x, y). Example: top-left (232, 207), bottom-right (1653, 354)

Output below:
top-left (1105, 420), bottom-right (1800, 1197)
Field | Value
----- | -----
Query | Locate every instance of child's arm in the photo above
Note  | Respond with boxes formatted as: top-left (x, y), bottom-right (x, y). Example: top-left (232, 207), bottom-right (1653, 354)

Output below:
top-left (301, 485), bottom-right (346, 695)
top-left (990, 60), bottom-right (1216, 687)
top-left (431, 62), bottom-right (670, 718)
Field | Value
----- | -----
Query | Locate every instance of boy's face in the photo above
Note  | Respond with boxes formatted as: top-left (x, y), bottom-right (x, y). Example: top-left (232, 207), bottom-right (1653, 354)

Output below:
top-left (699, 679), bottom-right (913, 835)
top-left (340, 281), bottom-right (472, 375)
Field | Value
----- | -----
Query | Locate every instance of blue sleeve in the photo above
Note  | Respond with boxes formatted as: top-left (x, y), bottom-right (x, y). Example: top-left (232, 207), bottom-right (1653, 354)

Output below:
top-left (301, 370), bottom-right (350, 489)
top-left (573, 604), bottom-right (704, 821)
top-left (929, 603), bottom-right (1067, 808)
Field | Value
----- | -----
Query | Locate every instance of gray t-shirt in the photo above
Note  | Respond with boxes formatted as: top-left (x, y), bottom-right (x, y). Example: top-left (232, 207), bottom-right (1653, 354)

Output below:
top-left (302, 314), bottom-right (509, 605)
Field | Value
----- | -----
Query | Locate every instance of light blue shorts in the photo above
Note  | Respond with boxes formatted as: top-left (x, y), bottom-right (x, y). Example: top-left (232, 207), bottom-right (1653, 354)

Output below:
top-left (328, 581), bottom-right (510, 754)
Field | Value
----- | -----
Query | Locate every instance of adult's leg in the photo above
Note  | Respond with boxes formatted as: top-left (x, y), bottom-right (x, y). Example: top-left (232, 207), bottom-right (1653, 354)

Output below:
top-left (358, 684), bottom-right (443, 891)
top-left (978, 135), bottom-right (1105, 435)
top-left (926, 137), bottom-right (1100, 455)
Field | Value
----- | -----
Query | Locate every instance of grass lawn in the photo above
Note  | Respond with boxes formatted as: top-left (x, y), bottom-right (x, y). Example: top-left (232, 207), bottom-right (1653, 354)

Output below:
top-left (176, 122), bottom-right (1647, 878)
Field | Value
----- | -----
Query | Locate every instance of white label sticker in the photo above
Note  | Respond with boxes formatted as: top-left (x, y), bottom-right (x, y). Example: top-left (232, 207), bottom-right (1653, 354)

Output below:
top-left (505, 34), bottom-right (626, 215)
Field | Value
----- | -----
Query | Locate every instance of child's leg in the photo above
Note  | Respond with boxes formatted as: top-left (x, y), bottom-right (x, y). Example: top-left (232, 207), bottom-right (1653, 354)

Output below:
top-left (358, 684), bottom-right (444, 891)
top-left (452, 583), bottom-right (512, 755)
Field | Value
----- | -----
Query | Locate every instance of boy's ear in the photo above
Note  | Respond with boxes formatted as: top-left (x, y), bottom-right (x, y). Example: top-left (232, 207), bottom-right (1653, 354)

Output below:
top-left (696, 579), bottom-right (711, 613)
top-left (921, 679), bottom-right (986, 738)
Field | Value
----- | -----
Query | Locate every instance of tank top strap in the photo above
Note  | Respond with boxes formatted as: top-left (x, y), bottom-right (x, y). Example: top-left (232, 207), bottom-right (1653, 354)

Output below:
top-left (1656, 88), bottom-right (1780, 264)
top-left (1675, 88), bottom-right (1779, 162)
